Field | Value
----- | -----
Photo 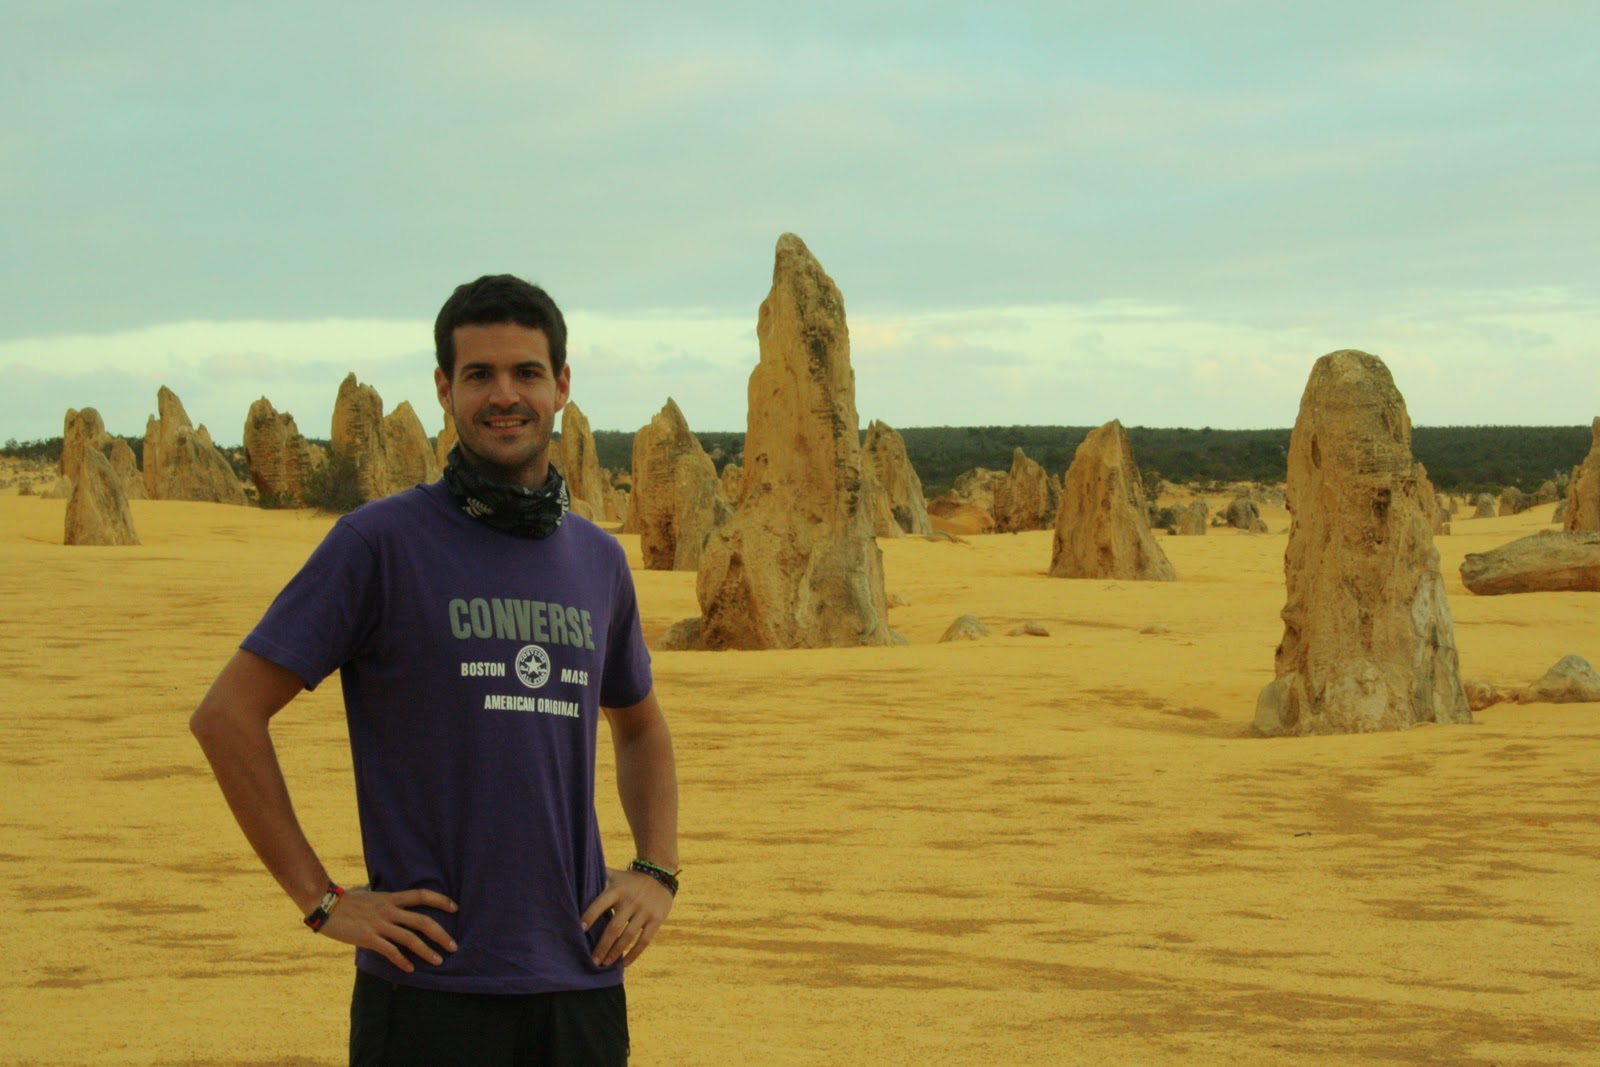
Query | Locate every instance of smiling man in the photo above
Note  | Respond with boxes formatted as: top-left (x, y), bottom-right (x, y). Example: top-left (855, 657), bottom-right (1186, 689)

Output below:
top-left (192, 274), bottom-right (679, 1066)
top-left (442, 317), bottom-right (568, 483)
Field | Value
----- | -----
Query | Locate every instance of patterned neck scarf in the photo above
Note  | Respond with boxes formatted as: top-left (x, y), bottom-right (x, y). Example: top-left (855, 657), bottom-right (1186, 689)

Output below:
top-left (440, 443), bottom-right (568, 539)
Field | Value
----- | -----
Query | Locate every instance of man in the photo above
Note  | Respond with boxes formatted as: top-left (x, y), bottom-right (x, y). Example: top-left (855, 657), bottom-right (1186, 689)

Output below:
top-left (192, 274), bottom-right (678, 1066)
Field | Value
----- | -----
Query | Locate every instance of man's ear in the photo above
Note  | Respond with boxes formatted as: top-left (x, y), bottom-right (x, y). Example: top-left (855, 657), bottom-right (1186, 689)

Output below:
top-left (435, 367), bottom-right (451, 412)
top-left (553, 364), bottom-right (571, 414)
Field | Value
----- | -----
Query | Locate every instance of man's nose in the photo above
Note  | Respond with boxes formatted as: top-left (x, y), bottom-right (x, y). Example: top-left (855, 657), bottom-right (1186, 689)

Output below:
top-left (488, 371), bottom-right (520, 406)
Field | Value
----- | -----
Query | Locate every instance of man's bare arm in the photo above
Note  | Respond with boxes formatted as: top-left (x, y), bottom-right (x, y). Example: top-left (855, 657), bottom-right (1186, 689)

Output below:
top-left (582, 687), bottom-right (679, 967)
top-left (190, 648), bottom-right (458, 972)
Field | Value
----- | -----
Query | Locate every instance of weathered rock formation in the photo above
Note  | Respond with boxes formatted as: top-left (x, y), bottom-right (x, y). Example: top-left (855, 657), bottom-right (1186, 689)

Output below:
top-left (604, 477), bottom-right (629, 524)
top-left (435, 412), bottom-right (458, 470)
top-left (1531, 480), bottom-right (1561, 506)
top-left (1416, 464), bottom-right (1449, 536)
top-left (62, 407), bottom-right (108, 485)
top-left (926, 495), bottom-right (996, 536)
top-left (950, 468), bottom-right (1006, 514)
top-left (1049, 420), bottom-right (1176, 581)
top-left (555, 402), bottom-right (608, 519)
top-left (383, 401), bottom-right (439, 494)
top-left (1173, 500), bottom-right (1208, 536)
top-left (327, 376), bottom-right (438, 502)
top-left (62, 407), bottom-right (145, 500)
top-left (695, 233), bottom-right (895, 649)
top-left (630, 399), bottom-right (729, 570)
top-left (139, 408), bottom-right (163, 499)
top-left (330, 374), bottom-right (390, 503)
top-left (718, 463), bottom-right (743, 505)
top-left (64, 449), bottom-right (139, 546)
top-left (142, 387), bottom-right (247, 504)
top-left (243, 397), bottom-right (317, 506)
top-left (1518, 655), bottom-right (1600, 704)
top-left (1460, 530), bottom-right (1600, 594)
top-left (1497, 487), bottom-right (1529, 517)
top-left (939, 615), bottom-right (989, 642)
top-left (1471, 493), bottom-right (1496, 519)
top-left (1565, 417), bottom-right (1600, 531)
top-left (657, 618), bottom-right (702, 651)
top-left (1224, 497), bottom-right (1262, 531)
top-left (1254, 350), bottom-right (1469, 736)
top-left (992, 448), bottom-right (1055, 533)
top-left (1463, 678), bottom-right (1504, 711)
top-left (106, 439), bottom-right (145, 499)
top-left (861, 420), bottom-right (932, 537)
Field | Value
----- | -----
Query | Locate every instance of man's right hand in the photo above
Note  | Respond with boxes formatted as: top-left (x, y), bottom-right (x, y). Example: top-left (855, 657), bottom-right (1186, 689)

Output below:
top-left (317, 887), bottom-right (460, 973)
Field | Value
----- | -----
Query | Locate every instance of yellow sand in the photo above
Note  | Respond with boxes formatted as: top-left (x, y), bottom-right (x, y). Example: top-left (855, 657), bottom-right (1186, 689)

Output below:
top-left (2, 493), bottom-right (1595, 1066)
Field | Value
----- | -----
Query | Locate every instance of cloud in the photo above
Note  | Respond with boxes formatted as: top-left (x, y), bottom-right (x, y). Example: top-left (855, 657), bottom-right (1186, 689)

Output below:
top-left (0, 319), bottom-right (436, 443)
top-left (5, 1), bottom-right (1596, 340)
top-left (7, 280), bottom-right (1598, 444)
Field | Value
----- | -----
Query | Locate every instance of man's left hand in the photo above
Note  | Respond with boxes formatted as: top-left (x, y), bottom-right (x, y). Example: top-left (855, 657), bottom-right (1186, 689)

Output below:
top-left (581, 867), bottom-right (675, 968)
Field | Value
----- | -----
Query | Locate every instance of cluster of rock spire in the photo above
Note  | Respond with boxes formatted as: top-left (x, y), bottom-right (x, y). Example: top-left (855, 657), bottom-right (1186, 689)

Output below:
top-left (40, 232), bottom-right (1600, 733)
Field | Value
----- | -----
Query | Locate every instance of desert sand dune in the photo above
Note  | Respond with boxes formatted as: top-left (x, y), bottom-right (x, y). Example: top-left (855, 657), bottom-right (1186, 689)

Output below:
top-left (2, 494), bottom-right (1595, 1066)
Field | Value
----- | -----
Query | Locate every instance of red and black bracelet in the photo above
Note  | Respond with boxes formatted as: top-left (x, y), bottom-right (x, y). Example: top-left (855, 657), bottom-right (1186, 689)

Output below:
top-left (304, 883), bottom-right (345, 932)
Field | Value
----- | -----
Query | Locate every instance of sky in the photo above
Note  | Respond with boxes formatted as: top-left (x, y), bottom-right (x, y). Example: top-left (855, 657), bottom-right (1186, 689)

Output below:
top-left (3, 1), bottom-right (1597, 445)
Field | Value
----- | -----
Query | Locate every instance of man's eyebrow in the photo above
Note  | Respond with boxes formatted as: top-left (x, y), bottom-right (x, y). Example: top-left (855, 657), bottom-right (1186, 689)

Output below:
top-left (459, 359), bottom-right (548, 371)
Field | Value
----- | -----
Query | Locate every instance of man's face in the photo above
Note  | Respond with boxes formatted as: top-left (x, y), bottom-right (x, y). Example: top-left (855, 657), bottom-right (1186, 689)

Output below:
top-left (436, 322), bottom-right (571, 488)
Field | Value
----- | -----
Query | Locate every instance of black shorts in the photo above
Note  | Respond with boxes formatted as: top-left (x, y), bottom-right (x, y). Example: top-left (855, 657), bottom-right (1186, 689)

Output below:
top-left (349, 969), bottom-right (629, 1066)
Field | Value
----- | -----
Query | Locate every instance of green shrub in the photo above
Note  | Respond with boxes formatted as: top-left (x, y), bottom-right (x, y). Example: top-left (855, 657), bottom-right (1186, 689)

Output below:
top-left (1142, 468), bottom-right (1165, 502)
top-left (302, 454), bottom-right (366, 514)
top-left (255, 488), bottom-right (296, 510)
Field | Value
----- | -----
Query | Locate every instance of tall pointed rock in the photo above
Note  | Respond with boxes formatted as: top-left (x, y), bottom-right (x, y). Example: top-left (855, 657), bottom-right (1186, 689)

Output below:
top-left (62, 406), bottom-right (110, 486)
top-left (382, 401), bottom-right (439, 494)
top-left (696, 234), bottom-right (893, 649)
top-left (993, 447), bottom-right (1056, 533)
top-left (243, 397), bottom-right (317, 506)
top-left (1255, 350), bottom-right (1470, 736)
top-left (435, 410), bottom-right (458, 471)
top-left (630, 399), bottom-right (727, 570)
top-left (1565, 416), bottom-right (1600, 531)
top-left (65, 449), bottom-right (139, 546)
top-left (330, 373), bottom-right (390, 504)
top-left (141, 387), bottom-right (246, 504)
top-left (1050, 420), bottom-right (1175, 581)
top-left (62, 406), bottom-right (145, 500)
top-left (557, 402), bottom-right (608, 520)
top-left (861, 420), bottom-right (932, 537)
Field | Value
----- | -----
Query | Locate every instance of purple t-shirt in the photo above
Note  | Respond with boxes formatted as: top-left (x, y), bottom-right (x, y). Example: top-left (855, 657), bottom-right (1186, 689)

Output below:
top-left (243, 480), bottom-right (652, 994)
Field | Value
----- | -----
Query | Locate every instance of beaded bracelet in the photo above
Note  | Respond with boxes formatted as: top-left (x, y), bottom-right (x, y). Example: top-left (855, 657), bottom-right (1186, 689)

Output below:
top-left (304, 883), bottom-right (346, 932)
top-left (629, 859), bottom-right (680, 897)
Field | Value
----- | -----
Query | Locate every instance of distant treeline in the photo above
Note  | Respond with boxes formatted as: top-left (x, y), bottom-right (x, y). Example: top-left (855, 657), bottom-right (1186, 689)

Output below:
top-left (4, 434), bottom-right (146, 464)
top-left (8, 424), bottom-right (1591, 497)
top-left (593, 424), bottom-right (1594, 496)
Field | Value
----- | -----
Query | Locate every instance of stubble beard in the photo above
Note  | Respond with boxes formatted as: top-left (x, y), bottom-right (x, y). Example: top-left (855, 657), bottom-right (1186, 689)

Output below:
top-left (451, 406), bottom-right (554, 488)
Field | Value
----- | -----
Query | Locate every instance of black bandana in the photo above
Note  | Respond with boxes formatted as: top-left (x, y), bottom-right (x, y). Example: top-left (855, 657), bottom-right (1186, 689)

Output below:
top-left (441, 443), bottom-right (569, 539)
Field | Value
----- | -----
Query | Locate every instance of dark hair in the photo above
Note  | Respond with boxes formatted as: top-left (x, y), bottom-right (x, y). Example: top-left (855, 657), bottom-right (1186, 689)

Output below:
top-left (434, 274), bottom-right (568, 378)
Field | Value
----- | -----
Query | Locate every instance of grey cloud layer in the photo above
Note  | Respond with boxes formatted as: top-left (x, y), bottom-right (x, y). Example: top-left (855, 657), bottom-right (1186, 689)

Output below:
top-left (3, 2), bottom-right (1596, 341)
